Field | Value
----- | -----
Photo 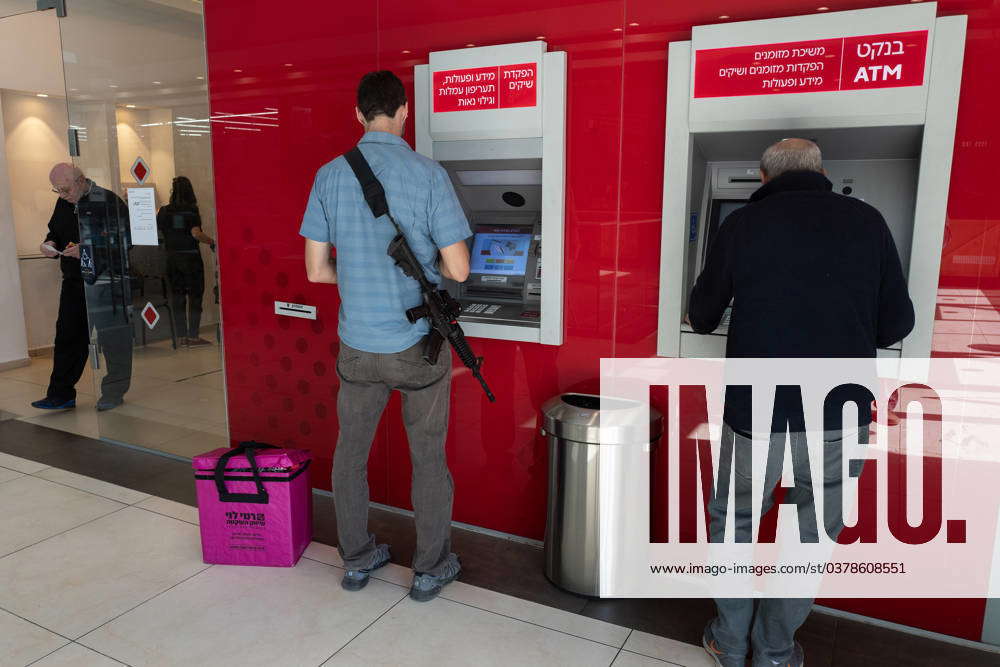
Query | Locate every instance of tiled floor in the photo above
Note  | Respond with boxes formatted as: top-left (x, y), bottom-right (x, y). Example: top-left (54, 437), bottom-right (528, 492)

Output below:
top-left (0, 450), bottom-right (693, 667)
top-left (2, 421), bottom-right (1000, 666)
top-left (0, 334), bottom-right (228, 459)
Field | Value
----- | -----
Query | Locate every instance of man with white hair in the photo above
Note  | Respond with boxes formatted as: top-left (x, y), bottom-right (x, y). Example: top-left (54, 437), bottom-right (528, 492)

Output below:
top-left (33, 163), bottom-right (132, 412)
top-left (687, 138), bottom-right (914, 667)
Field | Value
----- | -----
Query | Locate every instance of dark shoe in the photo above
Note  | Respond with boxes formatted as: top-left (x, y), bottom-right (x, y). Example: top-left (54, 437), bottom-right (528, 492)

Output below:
top-left (31, 397), bottom-right (76, 410)
top-left (341, 543), bottom-right (391, 591)
top-left (754, 642), bottom-right (804, 667)
top-left (96, 396), bottom-right (123, 411)
top-left (703, 622), bottom-right (747, 667)
top-left (187, 337), bottom-right (212, 346)
top-left (409, 553), bottom-right (461, 602)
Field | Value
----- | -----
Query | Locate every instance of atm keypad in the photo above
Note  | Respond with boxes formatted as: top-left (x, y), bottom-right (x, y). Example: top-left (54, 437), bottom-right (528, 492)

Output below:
top-left (463, 303), bottom-right (501, 315)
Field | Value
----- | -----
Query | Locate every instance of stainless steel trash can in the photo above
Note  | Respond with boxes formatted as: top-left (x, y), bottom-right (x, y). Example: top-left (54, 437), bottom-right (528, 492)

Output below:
top-left (541, 393), bottom-right (663, 596)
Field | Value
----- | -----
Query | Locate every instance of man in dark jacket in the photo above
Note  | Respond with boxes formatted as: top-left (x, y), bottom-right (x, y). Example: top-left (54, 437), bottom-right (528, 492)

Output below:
top-left (689, 139), bottom-right (914, 667)
top-left (33, 163), bottom-right (132, 412)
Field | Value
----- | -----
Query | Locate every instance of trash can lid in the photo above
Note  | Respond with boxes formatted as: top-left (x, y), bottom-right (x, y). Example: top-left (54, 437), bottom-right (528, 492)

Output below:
top-left (541, 393), bottom-right (663, 445)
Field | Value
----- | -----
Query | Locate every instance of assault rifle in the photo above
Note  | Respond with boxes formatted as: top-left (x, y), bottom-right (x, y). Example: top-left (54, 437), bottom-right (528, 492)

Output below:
top-left (344, 147), bottom-right (495, 402)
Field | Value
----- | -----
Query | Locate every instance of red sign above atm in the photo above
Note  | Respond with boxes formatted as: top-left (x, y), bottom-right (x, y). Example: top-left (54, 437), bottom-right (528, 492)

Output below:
top-left (694, 30), bottom-right (928, 98)
top-left (433, 63), bottom-right (537, 112)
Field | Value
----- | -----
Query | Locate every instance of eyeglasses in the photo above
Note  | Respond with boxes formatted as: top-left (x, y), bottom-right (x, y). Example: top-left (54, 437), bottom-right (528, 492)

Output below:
top-left (51, 186), bottom-right (73, 195)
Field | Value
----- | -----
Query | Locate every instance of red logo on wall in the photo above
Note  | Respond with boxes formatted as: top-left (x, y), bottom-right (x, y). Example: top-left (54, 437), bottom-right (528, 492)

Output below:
top-left (693, 30), bottom-right (928, 98)
top-left (433, 62), bottom-right (537, 112)
top-left (141, 302), bottom-right (160, 329)
top-left (130, 156), bottom-right (150, 184)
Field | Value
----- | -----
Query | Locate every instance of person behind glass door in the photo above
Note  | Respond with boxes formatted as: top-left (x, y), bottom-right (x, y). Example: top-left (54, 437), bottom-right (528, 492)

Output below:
top-left (687, 139), bottom-right (914, 667)
top-left (33, 163), bottom-right (134, 412)
top-left (156, 176), bottom-right (215, 346)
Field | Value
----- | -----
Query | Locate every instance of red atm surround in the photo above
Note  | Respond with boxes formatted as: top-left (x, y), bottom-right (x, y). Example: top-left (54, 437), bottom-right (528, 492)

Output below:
top-left (204, 0), bottom-right (1000, 642)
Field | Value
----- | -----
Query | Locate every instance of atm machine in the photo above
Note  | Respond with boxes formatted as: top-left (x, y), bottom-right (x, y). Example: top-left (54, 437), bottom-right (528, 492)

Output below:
top-left (415, 41), bottom-right (566, 345)
top-left (657, 2), bottom-right (966, 359)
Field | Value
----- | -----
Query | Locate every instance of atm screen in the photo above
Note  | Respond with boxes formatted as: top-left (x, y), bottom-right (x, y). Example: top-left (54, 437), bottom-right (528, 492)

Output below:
top-left (715, 201), bottom-right (744, 225)
top-left (703, 199), bottom-right (746, 263)
top-left (470, 227), bottom-right (532, 276)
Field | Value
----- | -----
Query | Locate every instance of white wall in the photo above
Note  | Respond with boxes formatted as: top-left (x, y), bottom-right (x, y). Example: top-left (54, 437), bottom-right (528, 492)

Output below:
top-left (2, 91), bottom-right (68, 351)
top-left (4, 92), bottom-right (70, 256)
top-left (0, 100), bottom-right (30, 365)
top-left (0, 10), bottom-right (66, 357)
top-left (0, 11), bottom-right (65, 97)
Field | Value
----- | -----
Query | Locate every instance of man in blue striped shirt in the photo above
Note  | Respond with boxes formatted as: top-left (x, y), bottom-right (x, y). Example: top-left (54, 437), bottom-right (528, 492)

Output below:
top-left (301, 70), bottom-right (471, 602)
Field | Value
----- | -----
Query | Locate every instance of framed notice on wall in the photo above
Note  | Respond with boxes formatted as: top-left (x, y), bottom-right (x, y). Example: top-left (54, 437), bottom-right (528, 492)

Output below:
top-left (125, 185), bottom-right (158, 246)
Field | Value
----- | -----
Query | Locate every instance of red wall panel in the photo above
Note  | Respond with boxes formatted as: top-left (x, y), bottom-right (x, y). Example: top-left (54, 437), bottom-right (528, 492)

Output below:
top-left (204, 0), bottom-right (1000, 641)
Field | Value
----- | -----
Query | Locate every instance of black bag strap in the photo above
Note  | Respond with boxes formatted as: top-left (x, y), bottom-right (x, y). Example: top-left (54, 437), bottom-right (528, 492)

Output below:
top-left (214, 441), bottom-right (277, 504)
top-left (344, 147), bottom-right (389, 219)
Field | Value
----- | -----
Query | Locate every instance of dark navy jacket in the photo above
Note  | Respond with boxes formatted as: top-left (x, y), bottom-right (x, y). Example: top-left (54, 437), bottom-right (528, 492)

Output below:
top-left (688, 170), bottom-right (914, 432)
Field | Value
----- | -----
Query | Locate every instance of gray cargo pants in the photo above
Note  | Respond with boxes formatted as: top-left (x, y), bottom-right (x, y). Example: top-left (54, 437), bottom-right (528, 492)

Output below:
top-left (333, 340), bottom-right (454, 577)
top-left (709, 424), bottom-right (863, 665)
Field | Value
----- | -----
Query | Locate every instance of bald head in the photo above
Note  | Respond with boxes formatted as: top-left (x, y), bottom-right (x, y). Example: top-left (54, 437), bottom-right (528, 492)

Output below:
top-left (49, 163), bottom-right (87, 203)
top-left (759, 138), bottom-right (822, 183)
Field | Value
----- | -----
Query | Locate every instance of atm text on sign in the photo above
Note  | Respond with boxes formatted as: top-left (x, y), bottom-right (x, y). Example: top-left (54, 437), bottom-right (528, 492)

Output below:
top-left (434, 63), bottom-right (537, 112)
top-left (694, 30), bottom-right (928, 98)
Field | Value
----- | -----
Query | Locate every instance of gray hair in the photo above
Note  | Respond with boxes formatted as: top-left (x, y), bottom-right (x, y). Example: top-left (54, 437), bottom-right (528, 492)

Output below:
top-left (759, 138), bottom-right (823, 179)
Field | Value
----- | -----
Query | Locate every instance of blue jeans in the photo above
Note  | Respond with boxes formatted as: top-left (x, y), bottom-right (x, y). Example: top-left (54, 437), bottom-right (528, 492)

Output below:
top-left (708, 425), bottom-right (862, 665)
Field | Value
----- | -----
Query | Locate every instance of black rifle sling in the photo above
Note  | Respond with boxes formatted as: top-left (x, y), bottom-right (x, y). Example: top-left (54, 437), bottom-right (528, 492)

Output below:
top-left (344, 147), bottom-right (389, 219)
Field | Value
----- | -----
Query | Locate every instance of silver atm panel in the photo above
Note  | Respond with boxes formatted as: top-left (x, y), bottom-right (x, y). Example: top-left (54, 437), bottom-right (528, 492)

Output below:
top-left (415, 41), bottom-right (566, 345)
top-left (659, 2), bottom-right (965, 360)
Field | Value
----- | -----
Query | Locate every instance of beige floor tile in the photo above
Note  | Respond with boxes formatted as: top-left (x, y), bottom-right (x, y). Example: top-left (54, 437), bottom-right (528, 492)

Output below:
top-left (302, 542), bottom-right (414, 588)
top-left (0, 358), bottom-right (96, 390)
top-left (440, 580), bottom-right (630, 647)
top-left (0, 377), bottom-right (49, 400)
top-left (0, 608), bottom-right (69, 667)
top-left (30, 642), bottom-right (124, 667)
top-left (624, 631), bottom-right (714, 667)
top-left (0, 452), bottom-right (48, 474)
top-left (155, 431), bottom-right (229, 459)
top-left (129, 352), bottom-right (223, 382)
top-left (91, 411), bottom-right (201, 448)
top-left (0, 476), bottom-right (123, 558)
top-left (0, 507), bottom-right (207, 638)
top-left (186, 418), bottom-right (230, 437)
top-left (35, 467), bottom-right (151, 505)
top-left (302, 541), bottom-right (345, 566)
top-left (106, 373), bottom-right (173, 394)
top-left (112, 400), bottom-right (206, 428)
top-left (0, 359), bottom-right (56, 385)
top-left (613, 650), bottom-right (672, 666)
top-left (128, 382), bottom-right (226, 418)
top-left (177, 370), bottom-right (226, 391)
top-left (0, 465), bottom-right (24, 483)
top-left (80, 558), bottom-right (405, 667)
top-left (135, 496), bottom-right (200, 525)
top-left (19, 400), bottom-right (100, 439)
top-left (324, 597), bottom-right (619, 667)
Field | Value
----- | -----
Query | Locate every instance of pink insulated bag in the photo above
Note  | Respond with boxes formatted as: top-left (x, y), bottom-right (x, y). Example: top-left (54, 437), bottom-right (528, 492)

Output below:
top-left (193, 442), bottom-right (313, 567)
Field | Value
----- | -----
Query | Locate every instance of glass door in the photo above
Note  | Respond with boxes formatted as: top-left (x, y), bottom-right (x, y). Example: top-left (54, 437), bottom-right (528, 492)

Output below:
top-left (56, 0), bottom-right (228, 457)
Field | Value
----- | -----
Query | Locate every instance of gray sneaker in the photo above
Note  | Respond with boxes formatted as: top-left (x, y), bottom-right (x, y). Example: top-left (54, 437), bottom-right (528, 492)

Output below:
top-left (96, 396), bottom-right (123, 411)
top-left (754, 642), bottom-right (804, 667)
top-left (703, 622), bottom-right (747, 667)
top-left (340, 543), bottom-right (390, 591)
top-left (409, 553), bottom-right (461, 602)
